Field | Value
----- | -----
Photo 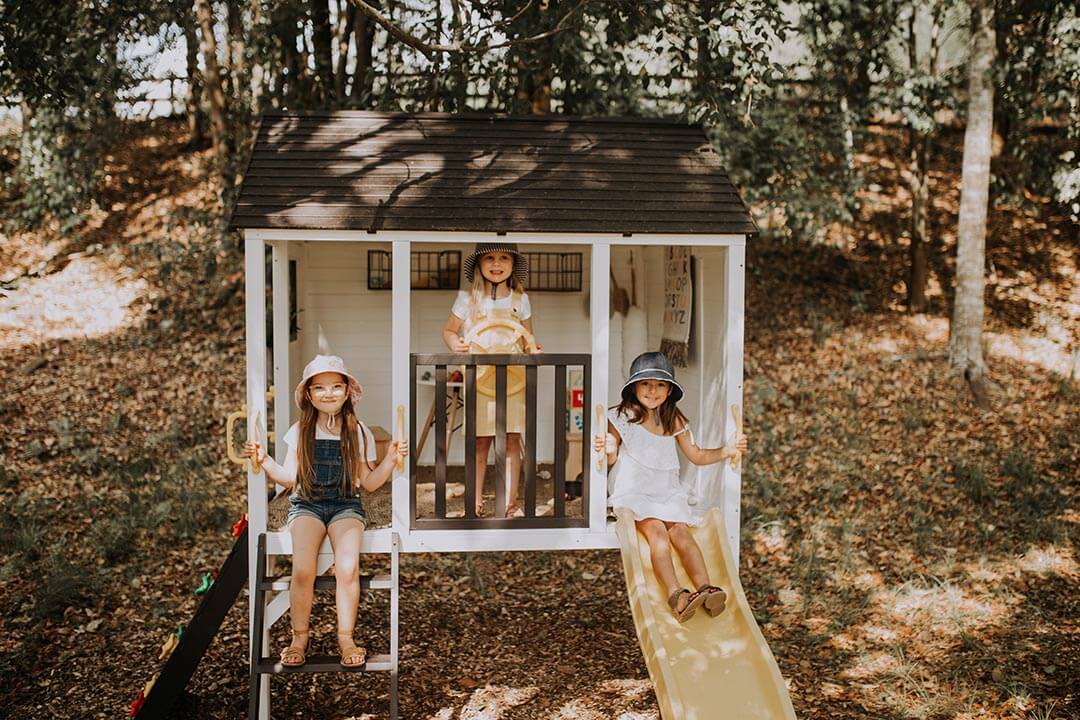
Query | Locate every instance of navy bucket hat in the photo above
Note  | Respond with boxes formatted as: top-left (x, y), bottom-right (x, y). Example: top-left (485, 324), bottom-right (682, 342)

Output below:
top-left (620, 351), bottom-right (684, 404)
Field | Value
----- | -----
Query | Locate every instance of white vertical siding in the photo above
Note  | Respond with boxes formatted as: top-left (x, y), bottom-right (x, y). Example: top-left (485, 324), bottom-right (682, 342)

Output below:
top-left (296, 241), bottom-right (593, 465)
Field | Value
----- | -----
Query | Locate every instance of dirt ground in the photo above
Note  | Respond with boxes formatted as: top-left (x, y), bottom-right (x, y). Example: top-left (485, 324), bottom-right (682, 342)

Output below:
top-left (0, 120), bottom-right (1076, 719)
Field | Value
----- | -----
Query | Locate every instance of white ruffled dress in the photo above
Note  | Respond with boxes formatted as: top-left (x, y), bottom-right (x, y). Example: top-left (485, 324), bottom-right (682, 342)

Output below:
top-left (607, 408), bottom-right (694, 524)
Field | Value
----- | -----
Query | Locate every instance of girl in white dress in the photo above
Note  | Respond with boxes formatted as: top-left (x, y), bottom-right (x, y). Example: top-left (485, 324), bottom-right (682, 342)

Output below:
top-left (596, 352), bottom-right (748, 622)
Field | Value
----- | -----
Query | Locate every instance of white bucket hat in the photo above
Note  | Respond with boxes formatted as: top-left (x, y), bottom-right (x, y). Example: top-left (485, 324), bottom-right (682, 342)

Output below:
top-left (294, 354), bottom-right (363, 411)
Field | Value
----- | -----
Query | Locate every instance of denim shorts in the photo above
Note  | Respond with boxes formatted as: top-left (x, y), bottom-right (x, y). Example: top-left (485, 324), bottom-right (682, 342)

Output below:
top-left (287, 496), bottom-right (367, 528)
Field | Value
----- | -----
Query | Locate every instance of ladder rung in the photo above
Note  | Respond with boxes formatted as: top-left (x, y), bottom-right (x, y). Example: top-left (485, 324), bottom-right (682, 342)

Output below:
top-left (255, 653), bottom-right (392, 674)
top-left (260, 573), bottom-right (392, 591)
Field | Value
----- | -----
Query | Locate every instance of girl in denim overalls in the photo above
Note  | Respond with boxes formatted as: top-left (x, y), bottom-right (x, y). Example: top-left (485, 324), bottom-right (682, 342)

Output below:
top-left (442, 244), bottom-right (544, 518)
top-left (244, 355), bottom-right (407, 667)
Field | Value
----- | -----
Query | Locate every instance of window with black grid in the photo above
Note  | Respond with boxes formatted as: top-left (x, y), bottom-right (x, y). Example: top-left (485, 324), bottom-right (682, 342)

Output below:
top-left (523, 252), bottom-right (583, 292)
top-left (367, 250), bottom-right (461, 290)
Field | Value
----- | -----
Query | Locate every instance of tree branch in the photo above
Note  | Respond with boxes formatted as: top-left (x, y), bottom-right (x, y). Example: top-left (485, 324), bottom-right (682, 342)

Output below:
top-left (346, 0), bottom-right (590, 58)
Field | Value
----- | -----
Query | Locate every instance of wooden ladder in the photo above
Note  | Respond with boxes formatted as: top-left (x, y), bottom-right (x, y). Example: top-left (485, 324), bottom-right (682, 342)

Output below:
top-left (248, 532), bottom-right (400, 720)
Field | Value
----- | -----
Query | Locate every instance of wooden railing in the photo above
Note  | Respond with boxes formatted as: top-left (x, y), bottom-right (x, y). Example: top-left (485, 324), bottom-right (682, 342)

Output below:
top-left (410, 353), bottom-right (591, 530)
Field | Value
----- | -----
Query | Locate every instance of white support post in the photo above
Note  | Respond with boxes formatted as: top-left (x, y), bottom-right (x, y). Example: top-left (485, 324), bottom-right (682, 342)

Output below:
top-left (271, 241), bottom-right (290, 462)
top-left (721, 243), bottom-right (746, 570)
top-left (391, 240), bottom-right (411, 534)
top-left (244, 232), bottom-right (270, 719)
top-left (589, 241), bottom-right (611, 532)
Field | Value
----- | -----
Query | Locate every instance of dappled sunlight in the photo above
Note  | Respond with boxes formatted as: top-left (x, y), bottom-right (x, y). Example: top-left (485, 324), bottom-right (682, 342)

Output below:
top-left (551, 679), bottom-right (655, 720)
top-left (456, 685), bottom-right (539, 719)
top-left (840, 650), bottom-right (899, 680)
top-left (0, 256), bottom-right (150, 349)
top-left (1017, 545), bottom-right (1078, 578)
top-left (984, 330), bottom-right (1073, 375)
top-left (885, 581), bottom-right (1001, 636)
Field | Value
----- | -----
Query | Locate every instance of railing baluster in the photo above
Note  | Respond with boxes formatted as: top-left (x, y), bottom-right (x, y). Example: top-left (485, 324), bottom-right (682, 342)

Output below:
top-left (410, 355), bottom-right (418, 528)
top-left (434, 364), bottom-right (447, 519)
top-left (494, 364), bottom-right (507, 519)
top-left (554, 364), bottom-right (566, 518)
top-left (524, 364), bottom-right (538, 517)
top-left (464, 363), bottom-right (477, 519)
top-left (581, 357), bottom-right (592, 521)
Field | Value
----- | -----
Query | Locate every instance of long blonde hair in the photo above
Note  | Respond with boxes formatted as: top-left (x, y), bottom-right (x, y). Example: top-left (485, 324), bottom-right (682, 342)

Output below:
top-left (467, 258), bottom-right (526, 320)
top-left (295, 376), bottom-right (372, 498)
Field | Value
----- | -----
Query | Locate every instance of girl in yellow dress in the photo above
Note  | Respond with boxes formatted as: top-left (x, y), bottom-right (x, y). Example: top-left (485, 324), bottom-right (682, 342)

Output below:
top-left (442, 244), bottom-right (543, 517)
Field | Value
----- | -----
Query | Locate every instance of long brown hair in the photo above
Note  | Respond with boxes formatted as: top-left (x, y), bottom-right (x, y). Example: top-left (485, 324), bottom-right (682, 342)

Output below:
top-left (615, 382), bottom-right (687, 435)
top-left (295, 376), bottom-right (373, 498)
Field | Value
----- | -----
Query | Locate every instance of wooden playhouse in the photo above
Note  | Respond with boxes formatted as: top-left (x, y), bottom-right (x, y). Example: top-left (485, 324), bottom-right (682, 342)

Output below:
top-left (229, 110), bottom-right (758, 719)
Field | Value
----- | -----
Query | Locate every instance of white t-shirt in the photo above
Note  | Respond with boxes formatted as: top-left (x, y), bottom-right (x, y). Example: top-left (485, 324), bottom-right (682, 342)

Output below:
top-left (282, 421), bottom-right (378, 463)
top-left (451, 289), bottom-right (532, 321)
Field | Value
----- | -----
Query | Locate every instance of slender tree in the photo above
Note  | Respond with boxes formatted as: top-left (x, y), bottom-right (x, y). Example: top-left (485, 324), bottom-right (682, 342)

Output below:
top-left (950, 0), bottom-right (995, 406)
top-left (194, 0), bottom-right (231, 168)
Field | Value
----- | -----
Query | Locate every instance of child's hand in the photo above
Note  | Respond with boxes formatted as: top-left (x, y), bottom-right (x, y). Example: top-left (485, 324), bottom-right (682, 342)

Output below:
top-left (388, 439), bottom-right (409, 463)
top-left (593, 433), bottom-right (616, 454)
top-left (242, 441), bottom-right (266, 464)
top-left (451, 337), bottom-right (470, 353)
top-left (728, 433), bottom-right (748, 456)
top-left (531, 342), bottom-right (544, 354)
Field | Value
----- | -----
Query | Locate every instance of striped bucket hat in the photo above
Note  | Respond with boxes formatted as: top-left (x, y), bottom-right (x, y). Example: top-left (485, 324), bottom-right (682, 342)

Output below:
top-left (462, 243), bottom-right (530, 286)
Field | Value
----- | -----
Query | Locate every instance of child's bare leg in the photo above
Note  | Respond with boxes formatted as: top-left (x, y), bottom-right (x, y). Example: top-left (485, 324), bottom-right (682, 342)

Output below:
top-left (505, 433), bottom-right (522, 514)
top-left (286, 516), bottom-right (325, 658)
top-left (474, 436), bottom-right (492, 514)
top-left (327, 518), bottom-right (364, 633)
top-left (637, 519), bottom-right (682, 600)
top-left (666, 522), bottom-right (711, 588)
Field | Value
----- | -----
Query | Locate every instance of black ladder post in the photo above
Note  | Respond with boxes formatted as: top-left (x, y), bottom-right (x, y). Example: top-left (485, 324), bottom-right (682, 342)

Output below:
top-left (248, 533), bottom-right (268, 720)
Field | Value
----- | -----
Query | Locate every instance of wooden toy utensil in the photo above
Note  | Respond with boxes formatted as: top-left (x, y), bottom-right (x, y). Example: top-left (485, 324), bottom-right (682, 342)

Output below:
top-left (730, 404), bottom-right (743, 469)
top-left (396, 405), bottom-right (406, 472)
top-left (249, 410), bottom-right (264, 474)
top-left (595, 404), bottom-right (606, 471)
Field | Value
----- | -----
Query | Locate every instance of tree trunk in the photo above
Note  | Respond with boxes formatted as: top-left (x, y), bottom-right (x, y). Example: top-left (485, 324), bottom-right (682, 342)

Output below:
top-left (949, 0), bottom-right (995, 407)
top-left (225, 0), bottom-right (247, 101)
top-left (311, 0), bottom-right (335, 104)
top-left (335, 1), bottom-right (356, 102)
top-left (908, 133), bottom-right (930, 312)
top-left (514, 1), bottom-right (555, 114)
top-left (350, 4), bottom-right (375, 106)
top-left (181, 5), bottom-right (205, 147)
top-left (194, 0), bottom-right (231, 170)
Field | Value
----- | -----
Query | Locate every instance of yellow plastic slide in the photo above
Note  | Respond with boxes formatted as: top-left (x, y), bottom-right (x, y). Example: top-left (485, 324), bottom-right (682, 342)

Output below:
top-left (615, 508), bottom-right (797, 720)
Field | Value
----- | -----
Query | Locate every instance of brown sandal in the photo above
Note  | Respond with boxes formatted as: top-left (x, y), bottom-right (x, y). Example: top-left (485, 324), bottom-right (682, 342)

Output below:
top-left (667, 588), bottom-right (705, 623)
top-left (474, 499), bottom-right (486, 518)
top-left (697, 584), bottom-right (727, 617)
top-left (279, 629), bottom-right (309, 667)
top-left (337, 632), bottom-right (366, 668)
top-left (504, 503), bottom-right (524, 518)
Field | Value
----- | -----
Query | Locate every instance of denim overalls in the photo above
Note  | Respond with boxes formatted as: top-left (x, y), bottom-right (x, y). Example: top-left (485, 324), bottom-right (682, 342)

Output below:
top-left (287, 437), bottom-right (367, 527)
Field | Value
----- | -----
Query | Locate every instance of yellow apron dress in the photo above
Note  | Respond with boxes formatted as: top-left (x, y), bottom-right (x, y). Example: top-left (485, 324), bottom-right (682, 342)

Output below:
top-left (463, 289), bottom-right (529, 437)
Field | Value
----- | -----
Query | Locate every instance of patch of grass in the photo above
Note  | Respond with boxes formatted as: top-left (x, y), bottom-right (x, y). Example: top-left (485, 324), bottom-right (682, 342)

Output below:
top-left (954, 462), bottom-right (990, 505)
top-left (1002, 450), bottom-right (1065, 543)
top-left (902, 401), bottom-right (925, 431)
top-left (911, 505), bottom-right (934, 555)
top-left (35, 552), bottom-right (101, 621)
top-left (91, 513), bottom-right (140, 565)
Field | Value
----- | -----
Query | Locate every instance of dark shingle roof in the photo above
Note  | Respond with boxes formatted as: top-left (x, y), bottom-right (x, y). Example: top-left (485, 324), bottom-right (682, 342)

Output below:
top-left (228, 111), bottom-right (756, 235)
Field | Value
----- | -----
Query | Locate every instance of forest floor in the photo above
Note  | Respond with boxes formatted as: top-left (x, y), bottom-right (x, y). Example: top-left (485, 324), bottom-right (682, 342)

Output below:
top-left (0, 118), bottom-right (1076, 720)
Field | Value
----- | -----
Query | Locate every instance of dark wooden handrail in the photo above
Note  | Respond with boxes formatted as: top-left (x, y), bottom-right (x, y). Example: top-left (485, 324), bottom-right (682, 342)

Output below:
top-left (410, 353), bottom-right (591, 530)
